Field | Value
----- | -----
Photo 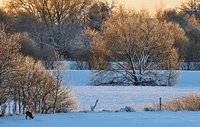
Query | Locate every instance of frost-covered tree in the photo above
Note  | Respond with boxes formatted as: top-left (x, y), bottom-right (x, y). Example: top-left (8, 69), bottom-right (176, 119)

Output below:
top-left (0, 31), bottom-right (17, 116)
top-left (51, 63), bottom-right (78, 113)
top-left (156, 7), bottom-right (200, 64)
top-left (0, 30), bottom-right (78, 115)
top-left (89, 9), bottom-right (188, 86)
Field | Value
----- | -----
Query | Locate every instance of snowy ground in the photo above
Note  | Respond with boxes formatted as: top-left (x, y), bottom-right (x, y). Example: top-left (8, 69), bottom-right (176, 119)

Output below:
top-left (64, 70), bottom-right (200, 87)
top-left (73, 86), bottom-right (200, 111)
top-left (1, 70), bottom-right (200, 127)
top-left (1, 112), bottom-right (200, 127)
top-left (63, 70), bottom-right (200, 111)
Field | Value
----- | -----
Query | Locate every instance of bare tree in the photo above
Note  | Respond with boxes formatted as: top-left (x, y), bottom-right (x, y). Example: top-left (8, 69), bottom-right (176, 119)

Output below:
top-left (0, 9), bottom-right (12, 33)
top-left (6, 0), bottom-right (91, 26)
top-left (179, 0), bottom-right (200, 19)
top-left (12, 55), bottom-right (78, 114)
top-left (0, 30), bottom-right (78, 115)
top-left (5, 0), bottom-right (92, 59)
top-left (0, 30), bottom-right (26, 115)
top-left (89, 9), bottom-right (187, 86)
top-left (87, 1), bottom-right (114, 31)
top-left (156, 6), bottom-right (200, 64)
top-left (52, 62), bottom-right (67, 113)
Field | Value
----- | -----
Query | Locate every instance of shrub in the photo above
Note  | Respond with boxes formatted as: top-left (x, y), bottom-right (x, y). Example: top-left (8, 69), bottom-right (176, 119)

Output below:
top-left (154, 94), bottom-right (200, 111)
top-left (143, 107), bottom-right (157, 112)
top-left (117, 106), bottom-right (135, 112)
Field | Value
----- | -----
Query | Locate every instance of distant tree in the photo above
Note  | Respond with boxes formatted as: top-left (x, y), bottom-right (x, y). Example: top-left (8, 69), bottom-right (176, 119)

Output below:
top-left (5, 0), bottom-right (92, 59)
top-left (6, 0), bottom-right (91, 26)
top-left (187, 28), bottom-right (200, 43)
top-left (182, 2), bottom-right (200, 63)
top-left (87, 1), bottom-right (114, 31)
top-left (185, 14), bottom-right (199, 28)
top-left (47, 19), bottom-right (83, 59)
top-left (0, 9), bottom-right (12, 33)
top-left (179, 0), bottom-right (200, 19)
top-left (156, 9), bottom-right (200, 63)
top-left (83, 28), bottom-right (109, 70)
top-left (89, 9), bottom-right (187, 86)
top-left (157, 9), bottom-right (187, 27)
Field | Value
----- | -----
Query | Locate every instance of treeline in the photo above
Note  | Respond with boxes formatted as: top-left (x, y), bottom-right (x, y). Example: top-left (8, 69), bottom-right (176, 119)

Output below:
top-left (157, 0), bottom-right (200, 62)
top-left (0, 0), bottom-right (113, 69)
top-left (0, 0), bottom-right (200, 68)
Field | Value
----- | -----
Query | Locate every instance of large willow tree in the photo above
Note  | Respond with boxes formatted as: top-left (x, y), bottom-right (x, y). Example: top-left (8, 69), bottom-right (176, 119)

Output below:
top-left (89, 9), bottom-right (188, 86)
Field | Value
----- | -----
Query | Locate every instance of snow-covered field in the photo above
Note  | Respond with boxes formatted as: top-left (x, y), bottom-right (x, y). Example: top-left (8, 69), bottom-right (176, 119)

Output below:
top-left (73, 86), bottom-right (200, 111)
top-left (1, 112), bottom-right (200, 127)
top-left (64, 70), bottom-right (200, 87)
top-left (1, 70), bottom-right (200, 127)
top-left (63, 70), bottom-right (200, 111)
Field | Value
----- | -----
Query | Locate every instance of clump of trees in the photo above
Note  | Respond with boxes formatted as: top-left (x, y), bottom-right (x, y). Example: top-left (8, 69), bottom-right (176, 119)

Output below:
top-left (0, 30), bottom-right (77, 116)
top-left (5, 0), bottom-right (90, 62)
top-left (157, 0), bottom-right (200, 64)
top-left (88, 8), bottom-right (188, 86)
top-left (0, 0), bottom-right (199, 91)
top-left (0, 0), bottom-right (114, 69)
top-left (0, 0), bottom-right (199, 66)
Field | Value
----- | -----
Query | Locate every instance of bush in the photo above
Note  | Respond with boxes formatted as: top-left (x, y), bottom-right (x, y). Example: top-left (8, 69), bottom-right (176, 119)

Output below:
top-left (154, 94), bottom-right (200, 111)
top-left (143, 107), bottom-right (156, 112)
top-left (117, 106), bottom-right (135, 112)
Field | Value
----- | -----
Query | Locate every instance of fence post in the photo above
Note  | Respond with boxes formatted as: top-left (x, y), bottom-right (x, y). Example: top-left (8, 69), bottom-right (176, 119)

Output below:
top-left (159, 97), bottom-right (162, 111)
top-left (91, 99), bottom-right (99, 111)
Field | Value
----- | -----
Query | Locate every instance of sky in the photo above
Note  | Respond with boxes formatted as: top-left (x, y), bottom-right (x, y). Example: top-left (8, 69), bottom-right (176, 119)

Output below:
top-left (0, 0), bottom-right (4, 7)
top-left (114, 0), bottom-right (186, 10)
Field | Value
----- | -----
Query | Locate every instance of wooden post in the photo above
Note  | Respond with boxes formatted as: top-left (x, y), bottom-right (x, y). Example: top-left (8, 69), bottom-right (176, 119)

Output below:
top-left (159, 97), bottom-right (162, 111)
top-left (91, 99), bottom-right (99, 111)
top-left (8, 100), bottom-right (11, 115)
